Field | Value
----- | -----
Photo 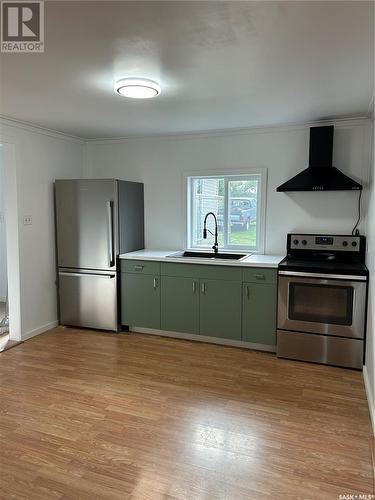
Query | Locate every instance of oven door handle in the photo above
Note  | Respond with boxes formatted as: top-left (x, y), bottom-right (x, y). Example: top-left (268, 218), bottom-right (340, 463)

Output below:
top-left (278, 270), bottom-right (367, 281)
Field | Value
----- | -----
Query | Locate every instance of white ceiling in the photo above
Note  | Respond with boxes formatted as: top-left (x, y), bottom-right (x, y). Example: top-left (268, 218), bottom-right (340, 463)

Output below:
top-left (0, 1), bottom-right (373, 139)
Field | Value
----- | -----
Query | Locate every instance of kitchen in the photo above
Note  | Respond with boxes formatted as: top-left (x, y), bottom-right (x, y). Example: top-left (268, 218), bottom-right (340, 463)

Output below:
top-left (0, 1), bottom-right (374, 498)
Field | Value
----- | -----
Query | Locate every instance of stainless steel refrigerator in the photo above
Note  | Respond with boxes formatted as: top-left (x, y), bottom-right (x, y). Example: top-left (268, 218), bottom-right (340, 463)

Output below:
top-left (55, 179), bottom-right (144, 331)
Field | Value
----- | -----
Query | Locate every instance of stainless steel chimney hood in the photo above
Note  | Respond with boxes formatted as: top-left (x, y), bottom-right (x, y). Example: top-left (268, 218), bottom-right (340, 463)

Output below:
top-left (276, 126), bottom-right (362, 192)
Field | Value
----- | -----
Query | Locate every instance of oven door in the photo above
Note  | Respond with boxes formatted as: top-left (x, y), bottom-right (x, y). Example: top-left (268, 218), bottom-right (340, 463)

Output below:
top-left (278, 273), bottom-right (367, 339)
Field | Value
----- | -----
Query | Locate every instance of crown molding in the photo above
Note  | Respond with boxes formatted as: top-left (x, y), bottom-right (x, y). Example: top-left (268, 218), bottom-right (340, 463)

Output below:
top-left (0, 113), bottom-right (371, 145)
top-left (87, 116), bottom-right (371, 145)
top-left (0, 115), bottom-right (84, 144)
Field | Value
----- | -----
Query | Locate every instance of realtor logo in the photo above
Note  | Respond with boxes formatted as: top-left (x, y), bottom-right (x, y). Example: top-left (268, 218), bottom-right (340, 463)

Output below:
top-left (1, 0), bottom-right (44, 52)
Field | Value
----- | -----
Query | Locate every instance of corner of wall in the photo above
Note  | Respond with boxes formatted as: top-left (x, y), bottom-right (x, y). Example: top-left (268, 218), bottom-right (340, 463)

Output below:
top-left (83, 141), bottom-right (93, 178)
top-left (364, 366), bottom-right (375, 436)
top-left (364, 115), bottom-right (375, 436)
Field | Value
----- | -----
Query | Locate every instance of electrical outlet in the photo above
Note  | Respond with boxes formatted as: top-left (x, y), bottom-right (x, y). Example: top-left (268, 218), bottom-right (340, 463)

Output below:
top-left (23, 215), bottom-right (32, 226)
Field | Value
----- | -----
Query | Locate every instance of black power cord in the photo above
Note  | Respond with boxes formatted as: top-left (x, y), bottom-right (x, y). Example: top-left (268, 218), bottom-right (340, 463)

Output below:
top-left (351, 189), bottom-right (362, 236)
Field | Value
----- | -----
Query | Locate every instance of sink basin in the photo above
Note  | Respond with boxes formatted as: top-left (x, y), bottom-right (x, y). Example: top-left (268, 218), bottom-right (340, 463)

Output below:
top-left (167, 251), bottom-right (248, 261)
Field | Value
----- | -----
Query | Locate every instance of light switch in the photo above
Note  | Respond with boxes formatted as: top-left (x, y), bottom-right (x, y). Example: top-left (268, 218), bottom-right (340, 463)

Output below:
top-left (23, 215), bottom-right (32, 225)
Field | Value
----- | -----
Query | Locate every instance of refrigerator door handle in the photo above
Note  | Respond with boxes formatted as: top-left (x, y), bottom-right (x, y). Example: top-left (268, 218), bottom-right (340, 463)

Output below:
top-left (106, 201), bottom-right (114, 267)
top-left (59, 272), bottom-right (115, 279)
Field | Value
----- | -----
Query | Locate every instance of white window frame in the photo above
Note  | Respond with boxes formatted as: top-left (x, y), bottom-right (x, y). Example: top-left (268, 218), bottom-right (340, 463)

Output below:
top-left (184, 168), bottom-right (267, 254)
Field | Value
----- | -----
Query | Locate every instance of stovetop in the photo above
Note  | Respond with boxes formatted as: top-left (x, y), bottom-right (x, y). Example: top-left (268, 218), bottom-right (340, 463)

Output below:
top-left (278, 233), bottom-right (368, 277)
top-left (278, 256), bottom-right (368, 276)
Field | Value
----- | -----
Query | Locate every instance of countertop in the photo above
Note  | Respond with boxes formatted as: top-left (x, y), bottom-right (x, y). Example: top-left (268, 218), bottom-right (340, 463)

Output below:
top-left (119, 249), bottom-right (283, 268)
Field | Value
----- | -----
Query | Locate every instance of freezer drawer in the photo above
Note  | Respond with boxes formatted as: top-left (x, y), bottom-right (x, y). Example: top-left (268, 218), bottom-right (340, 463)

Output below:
top-left (58, 270), bottom-right (118, 331)
top-left (277, 330), bottom-right (363, 369)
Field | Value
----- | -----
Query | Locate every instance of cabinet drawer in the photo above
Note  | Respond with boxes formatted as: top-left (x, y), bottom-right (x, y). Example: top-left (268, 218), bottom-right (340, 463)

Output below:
top-left (121, 259), bottom-right (161, 275)
top-left (161, 262), bottom-right (242, 281)
top-left (242, 267), bottom-right (277, 284)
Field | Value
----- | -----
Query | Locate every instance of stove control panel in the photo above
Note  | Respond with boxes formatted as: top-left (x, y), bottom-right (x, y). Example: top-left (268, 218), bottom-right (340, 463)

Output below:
top-left (289, 234), bottom-right (361, 252)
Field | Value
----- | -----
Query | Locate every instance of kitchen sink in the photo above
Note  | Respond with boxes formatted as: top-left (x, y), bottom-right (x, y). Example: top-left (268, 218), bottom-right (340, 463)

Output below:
top-left (167, 251), bottom-right (248, 261)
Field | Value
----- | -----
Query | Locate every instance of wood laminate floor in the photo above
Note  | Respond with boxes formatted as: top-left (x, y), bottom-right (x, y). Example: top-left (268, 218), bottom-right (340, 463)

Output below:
top-left (0, 327), bottom-right (373, 499)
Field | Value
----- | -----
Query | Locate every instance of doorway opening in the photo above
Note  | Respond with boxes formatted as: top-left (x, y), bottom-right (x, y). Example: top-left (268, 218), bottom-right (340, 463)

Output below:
top-left (0, 145), bottom-right (11, 349)
top-left (0, 146), bottom-right (8, 337)
top-left (0, 141), bottom-right (22, 350)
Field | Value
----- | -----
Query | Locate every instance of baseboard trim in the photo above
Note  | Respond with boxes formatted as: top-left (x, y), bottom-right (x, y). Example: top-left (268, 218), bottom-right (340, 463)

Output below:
top-left (22, 320), bottom-right (58, 341)
top-left (130, 327), bottom-right (276, 353)
top-left (370, 436), bottom-right (375, 487)
top-left (363, 365), bottom-right (375, 436)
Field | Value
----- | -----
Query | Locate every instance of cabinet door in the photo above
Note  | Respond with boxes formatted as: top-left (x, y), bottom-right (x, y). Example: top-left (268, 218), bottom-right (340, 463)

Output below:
top-left (199, 280), bottom-right (242, 340)
top-left (121, 274), bottom-right (160, 328)
top-left (161, 276), bottom-right (199, 334)
top-left (242, 283), bottom-right (276, 345)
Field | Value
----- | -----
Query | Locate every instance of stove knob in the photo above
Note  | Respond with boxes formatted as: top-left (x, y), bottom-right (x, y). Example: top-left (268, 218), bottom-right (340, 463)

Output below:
top-left (293, 239), bottom-right (299, 245)
top-left (352, 241), bottom-right (357, 247)
top-left (342, 241), bottom-right (348, 247)
top-left (302, 239), bottom-right (307, 245)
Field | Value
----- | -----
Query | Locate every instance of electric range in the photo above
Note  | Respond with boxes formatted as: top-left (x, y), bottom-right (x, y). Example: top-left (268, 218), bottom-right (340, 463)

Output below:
top-left (277, 233), bottom-right (368, 369)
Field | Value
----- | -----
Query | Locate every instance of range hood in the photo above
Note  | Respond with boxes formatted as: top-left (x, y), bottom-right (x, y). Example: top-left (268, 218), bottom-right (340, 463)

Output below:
top-left (276, 126), bottom-right (362, 192)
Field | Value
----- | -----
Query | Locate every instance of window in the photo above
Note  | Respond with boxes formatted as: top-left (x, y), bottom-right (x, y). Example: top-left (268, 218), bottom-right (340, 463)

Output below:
top-left (187, 170), bottom-right (266, 253)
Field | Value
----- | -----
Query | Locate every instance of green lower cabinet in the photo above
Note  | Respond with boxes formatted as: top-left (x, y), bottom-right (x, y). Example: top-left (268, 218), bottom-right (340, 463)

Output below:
top-left (199, 280), bottom-right (242, 340)
top-left (121, 273), bottom-right (160, 329)
top-left (161, 276), bottom-right (199, 334)
top-left (120, 262), bottom-right (278, 346)
top-left (242, 282), bottom-right (277, 345)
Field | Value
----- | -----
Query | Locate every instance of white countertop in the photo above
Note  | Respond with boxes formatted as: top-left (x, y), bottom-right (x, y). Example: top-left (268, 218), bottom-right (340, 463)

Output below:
top-left (119, 249), bottom-right (283, 268)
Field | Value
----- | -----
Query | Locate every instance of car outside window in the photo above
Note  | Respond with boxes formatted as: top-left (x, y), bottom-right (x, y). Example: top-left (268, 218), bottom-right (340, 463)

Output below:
top-left (187, 171), bottom-right (266, 253)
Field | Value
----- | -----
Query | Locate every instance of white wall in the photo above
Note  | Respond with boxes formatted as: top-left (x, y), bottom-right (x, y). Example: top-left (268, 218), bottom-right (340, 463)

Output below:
top-left (0, 149), bottom-right (7, 301)
top-left (87, 119), bottom-right (371, 255)
top-left (364, 117), bottom-right (375, 435)
top-left (0, 118), bottom-right (85, 340)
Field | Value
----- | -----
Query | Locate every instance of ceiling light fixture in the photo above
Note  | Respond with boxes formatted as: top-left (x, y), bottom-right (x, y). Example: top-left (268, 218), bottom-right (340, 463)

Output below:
top-left (114, 78), bottom-right (161, 99)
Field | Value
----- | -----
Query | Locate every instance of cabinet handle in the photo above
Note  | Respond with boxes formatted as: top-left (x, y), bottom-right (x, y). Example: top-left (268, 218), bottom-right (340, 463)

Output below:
top-left (134, 265), bottom-right (144, 271)
top-left (255, 274), bottom-right (266, 280)
top-left (192, 281), bottom-right (197, 293)
top-left (153, 277), bottom-right (158, 289)
top-left (245, 285), bottom-right (250, 299)
top-left (201, 282), bottom-right (206, 294)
